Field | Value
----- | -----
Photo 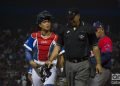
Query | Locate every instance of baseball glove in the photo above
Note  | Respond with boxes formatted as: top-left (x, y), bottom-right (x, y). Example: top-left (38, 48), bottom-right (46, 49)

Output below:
top-left (35, 64), bottom-right (53, 83)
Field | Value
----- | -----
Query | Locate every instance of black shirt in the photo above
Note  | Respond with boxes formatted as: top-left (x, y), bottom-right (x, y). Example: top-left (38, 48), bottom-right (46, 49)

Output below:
top-left (57, 23), bottom-right (97, 59)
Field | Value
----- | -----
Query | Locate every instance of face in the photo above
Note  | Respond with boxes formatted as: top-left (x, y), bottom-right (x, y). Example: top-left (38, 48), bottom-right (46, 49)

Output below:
top-left (73, 14), bottom-right (80, 22)
top-left (95, 27), bottom-right (103, 38)
top-left (71, 14), bottom-right (80, 26)
top-left (39, 20), bottom-right (51, 31)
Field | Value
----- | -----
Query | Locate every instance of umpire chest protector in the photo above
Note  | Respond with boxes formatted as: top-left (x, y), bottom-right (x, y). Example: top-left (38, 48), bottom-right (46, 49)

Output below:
top-left (64, 25), bottom-right (90, 59)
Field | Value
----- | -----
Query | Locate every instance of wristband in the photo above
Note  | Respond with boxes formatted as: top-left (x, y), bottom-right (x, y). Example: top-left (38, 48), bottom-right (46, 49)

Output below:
top-left (60, 68), bottom-right (63, 72)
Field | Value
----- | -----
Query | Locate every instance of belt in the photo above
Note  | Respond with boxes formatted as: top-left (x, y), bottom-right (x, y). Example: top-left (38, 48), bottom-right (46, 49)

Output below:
top-left (67, 57), bottom-right (88, 63)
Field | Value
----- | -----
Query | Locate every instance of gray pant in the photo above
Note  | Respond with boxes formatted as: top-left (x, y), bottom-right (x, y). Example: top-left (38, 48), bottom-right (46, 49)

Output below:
top-left (65, 60), bottom-right (90, 86)
top-left (88, 68), bottom-right (111, 86)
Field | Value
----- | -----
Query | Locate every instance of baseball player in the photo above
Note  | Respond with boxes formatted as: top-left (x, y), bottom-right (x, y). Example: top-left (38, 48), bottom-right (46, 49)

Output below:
top-left (89, 21), bottom-right (112, 86)
top-left (24, 10), bottom-right (58, 86)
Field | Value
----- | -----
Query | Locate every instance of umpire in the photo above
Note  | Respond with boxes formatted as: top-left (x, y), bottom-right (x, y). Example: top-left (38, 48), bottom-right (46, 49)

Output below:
top-left (47, 8), bottom-right (103, 86)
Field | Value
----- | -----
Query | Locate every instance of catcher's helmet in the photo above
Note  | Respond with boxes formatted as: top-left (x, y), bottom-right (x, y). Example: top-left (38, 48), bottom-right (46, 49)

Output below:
top-left (67, 8), bottom-right (80, 20)
top-left (36, 10), bottom-right (52, 24)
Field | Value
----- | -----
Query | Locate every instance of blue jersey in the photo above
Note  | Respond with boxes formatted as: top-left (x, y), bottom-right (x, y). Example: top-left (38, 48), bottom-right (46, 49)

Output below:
top-left (24, 32), bottom-right (58, 61)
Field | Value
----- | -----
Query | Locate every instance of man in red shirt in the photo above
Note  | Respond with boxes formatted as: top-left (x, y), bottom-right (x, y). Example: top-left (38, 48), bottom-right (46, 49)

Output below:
top-left (89, 21), bottom-right (112, 86)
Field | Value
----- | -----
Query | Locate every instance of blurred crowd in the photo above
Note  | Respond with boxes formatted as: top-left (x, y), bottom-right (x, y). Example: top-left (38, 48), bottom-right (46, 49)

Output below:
top-left (0, 28), bottom-right (31, 86)
top-left (0, 26), bottom-right (120, 86)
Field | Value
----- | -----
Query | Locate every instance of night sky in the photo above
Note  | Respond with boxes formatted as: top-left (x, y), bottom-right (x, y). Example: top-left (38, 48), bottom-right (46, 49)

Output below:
top-left (0, 0), bottom-right (120, 34)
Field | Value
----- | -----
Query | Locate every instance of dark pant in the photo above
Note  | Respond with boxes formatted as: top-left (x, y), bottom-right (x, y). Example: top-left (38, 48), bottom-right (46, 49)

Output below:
top-left (65, 60), bottom-right (90, 86)
top-left (88, 68), bottom-right (111, 86)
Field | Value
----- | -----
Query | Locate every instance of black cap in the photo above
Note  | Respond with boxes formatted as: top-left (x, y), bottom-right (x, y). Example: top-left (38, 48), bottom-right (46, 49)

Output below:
top-left (36, 10), bottom-right (52, 24)
top-left (67, 8), bottom-right (80, 20)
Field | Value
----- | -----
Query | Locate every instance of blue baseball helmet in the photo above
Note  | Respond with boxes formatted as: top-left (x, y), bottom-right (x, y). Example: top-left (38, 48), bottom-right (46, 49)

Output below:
top-left (93, 21), bottom-right (104, 30)
top-left (36, 10), bottom-right (52, 24)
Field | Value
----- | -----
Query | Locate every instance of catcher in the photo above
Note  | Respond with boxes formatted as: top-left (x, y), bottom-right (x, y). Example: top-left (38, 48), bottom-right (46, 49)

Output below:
top-left (24, 10), bottom-right (58, 86)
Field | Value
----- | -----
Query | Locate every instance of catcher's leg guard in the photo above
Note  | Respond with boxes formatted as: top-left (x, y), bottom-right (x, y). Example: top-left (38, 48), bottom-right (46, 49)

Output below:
top-left (44, 66), bottom-right (57, 85)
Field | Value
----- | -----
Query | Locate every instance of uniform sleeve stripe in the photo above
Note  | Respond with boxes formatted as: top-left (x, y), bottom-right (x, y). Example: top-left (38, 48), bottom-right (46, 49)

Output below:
top-left (52, 35), bottom-right (58, 45)
top-left (33, 39), bottom-right (37, 47)
top-left (24, 44), bottom-right (32, 51)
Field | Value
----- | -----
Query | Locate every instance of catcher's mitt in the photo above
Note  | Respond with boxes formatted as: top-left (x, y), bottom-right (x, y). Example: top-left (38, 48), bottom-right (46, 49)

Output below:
top-left (35, 64), bottom-right (53, 83)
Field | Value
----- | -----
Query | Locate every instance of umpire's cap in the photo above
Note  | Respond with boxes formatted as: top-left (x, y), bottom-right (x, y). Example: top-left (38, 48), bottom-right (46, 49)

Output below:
top-left (67, 8), bottom-right (80, 20)
top-left (36, 10), bottom-right (52, 24)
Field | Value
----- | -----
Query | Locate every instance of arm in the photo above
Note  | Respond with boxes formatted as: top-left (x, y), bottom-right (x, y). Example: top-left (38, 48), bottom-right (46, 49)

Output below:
top-left (25, 48), bottom-right (38, 68)
top-left (24, 33), bottom-right (40, 68)
top-left (58, 48), bottom-right (65, 69)
top-left (57, 54), bottom-right (65, 68)
top-left (49, 45), bottom-right (61, 62)
top-left (47, 28), bottom-right (64, 67)
top-left (93, 45), bottom-right (101, 64)
top-left (47, 45), bottom-right (61, 67)
top-left (87, 26), bottom-right (103, 73)
top-left (93, 45), bottom-right (102, 73)
top-left (59, 55), bottom-right (64, 72)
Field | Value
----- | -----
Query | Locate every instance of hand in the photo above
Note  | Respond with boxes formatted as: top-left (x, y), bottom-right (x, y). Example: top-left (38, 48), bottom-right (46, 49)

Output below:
top-left (45, 60), bottom-right (52, 68)
top-left (29, 60), bottom-right (39, 68)
top-left (96, 64), bottom-right (103, 74)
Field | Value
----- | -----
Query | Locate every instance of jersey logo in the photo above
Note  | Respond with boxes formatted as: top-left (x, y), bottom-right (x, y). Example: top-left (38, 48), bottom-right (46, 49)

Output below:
top-left (41, 41), bottom-right (48, 44)
top-left (79, 34), bottom-right (85, 39)
top-left (66, 30), bottom-right (70, 34)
